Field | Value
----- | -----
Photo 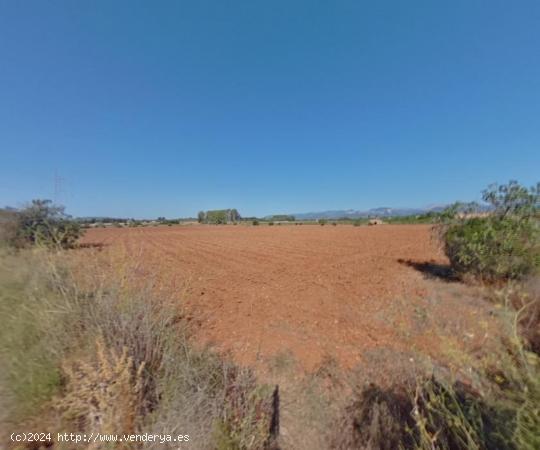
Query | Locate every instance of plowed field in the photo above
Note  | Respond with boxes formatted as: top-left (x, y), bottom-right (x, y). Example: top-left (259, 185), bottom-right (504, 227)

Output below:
top-left (82, 224), bottom-right (495, 372)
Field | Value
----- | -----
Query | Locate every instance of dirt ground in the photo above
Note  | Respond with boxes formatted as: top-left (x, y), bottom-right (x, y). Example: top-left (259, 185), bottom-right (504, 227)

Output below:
top-left (82, 224), bottom-right (498, 375)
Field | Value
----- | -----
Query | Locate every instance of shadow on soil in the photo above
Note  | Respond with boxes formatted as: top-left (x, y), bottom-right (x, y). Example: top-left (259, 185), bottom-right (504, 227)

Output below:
top-left (77, 242), bottom-right (107, 250)
top-left (398, 258), bottom-right (459, 282)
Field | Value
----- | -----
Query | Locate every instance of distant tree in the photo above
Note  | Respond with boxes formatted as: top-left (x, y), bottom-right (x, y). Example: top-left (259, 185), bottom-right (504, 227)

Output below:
top-left (197, 211), bottom-right (206, 223)
top-left (269, 215), bottom-right (295, 222)
top-left (318, 219), bottom-right (327, 226)
top-left (206, 210), bottom-right (227, 224)
top-left (201, 209), bottom-right (241, 224)
top-left (228, 209), bottom-right (241, 222)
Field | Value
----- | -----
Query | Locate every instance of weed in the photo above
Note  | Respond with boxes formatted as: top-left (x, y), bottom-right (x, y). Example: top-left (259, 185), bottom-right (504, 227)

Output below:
top-left (58, 338), bottom-right (145, 435)
top-left (0, 249), bottom-right (276, 448)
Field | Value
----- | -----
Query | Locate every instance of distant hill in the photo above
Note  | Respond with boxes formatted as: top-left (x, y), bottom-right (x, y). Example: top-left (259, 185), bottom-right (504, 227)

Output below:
top-left (292, 205), bottom-right (449, 220)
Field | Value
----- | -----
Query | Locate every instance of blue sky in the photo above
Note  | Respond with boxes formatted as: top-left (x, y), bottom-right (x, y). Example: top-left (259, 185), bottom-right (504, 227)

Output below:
top-left (1, 1), bottom-right (539, 218)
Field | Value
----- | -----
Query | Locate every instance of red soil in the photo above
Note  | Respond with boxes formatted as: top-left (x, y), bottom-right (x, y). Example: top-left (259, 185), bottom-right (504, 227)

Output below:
top-left (82, 225), bottom-right (495, 372)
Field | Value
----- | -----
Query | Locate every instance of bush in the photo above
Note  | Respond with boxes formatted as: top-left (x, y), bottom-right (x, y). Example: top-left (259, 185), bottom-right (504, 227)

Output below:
top-left (444, 217), bottom-right (539, 281)
top-left (268, 221), bottom-right (274, 226)
top-left (318, 219), bottom-right (327, 226)
top-left (252, 220), bottom-right (259, 226)
top-left (1, 200), bottom-right (82, 249)
top-left (440, 181), bottom-right (539, 282)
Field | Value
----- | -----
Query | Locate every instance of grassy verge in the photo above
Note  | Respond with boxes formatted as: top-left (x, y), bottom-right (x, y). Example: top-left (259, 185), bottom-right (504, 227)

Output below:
top-left (327, 277), bottom-right (540, 450)
top-left (0, 248), bottom-right (277, 449)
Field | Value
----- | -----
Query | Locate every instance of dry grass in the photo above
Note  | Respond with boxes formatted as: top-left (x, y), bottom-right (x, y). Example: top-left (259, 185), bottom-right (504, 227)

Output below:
top-left (1, 241), bottom-right (538, 449)
top-left (330, 383), bottom-right (413, 450)
top-left (58, 338), bottom-right (145, 438)
top-left (328, 300), bottom-right (540, 450)
top-left (487, 277), bottom-right (540, 354)
top-left (0, 247), bottom-right (277, 449)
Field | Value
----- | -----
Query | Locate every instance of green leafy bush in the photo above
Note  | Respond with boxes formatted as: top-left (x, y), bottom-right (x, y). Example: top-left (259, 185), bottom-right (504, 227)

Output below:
top-left (252, 220), bottom-right (259, 226)
top-left (444, 217), bottom-right (539, 281)
top-left (1, 199), bottom-right (82, 249)
top-left (319, 219), bottom-right (327, 226)
top-left (441, 181), bottom-right (539, 282)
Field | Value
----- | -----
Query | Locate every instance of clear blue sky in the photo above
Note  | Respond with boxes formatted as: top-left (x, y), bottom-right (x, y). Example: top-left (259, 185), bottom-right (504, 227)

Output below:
top-left (1, 1), bottom-right (539, 218)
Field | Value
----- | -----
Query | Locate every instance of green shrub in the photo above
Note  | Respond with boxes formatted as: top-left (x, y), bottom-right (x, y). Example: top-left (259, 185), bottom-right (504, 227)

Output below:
top-left (440, 181), bottom-right (539, 282)
top-left (444, 217), bottom-right (539, 281)
top-left (319, 219), bottom-right (327, 226)
top-left (268, 221), bottom-right (274, 226)
top-left (252, 220), bottom-right (259, 226)
top-left (1, 200), bottom-right (82, 249)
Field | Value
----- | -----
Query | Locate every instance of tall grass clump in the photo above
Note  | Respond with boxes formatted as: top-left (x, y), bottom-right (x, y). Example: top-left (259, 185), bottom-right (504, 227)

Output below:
top-left (439, 181), bottom-right (539, 282)
top-left (331, 383), bottom-right (414, 450)
top-left (331, 282), bottom-right (540, 449)
top-left (333, 345), bottom-right (539, 449)
top-left (0, 248), bottom-right (277, 449)
top-left (0, 250), bottom-right (63, 419)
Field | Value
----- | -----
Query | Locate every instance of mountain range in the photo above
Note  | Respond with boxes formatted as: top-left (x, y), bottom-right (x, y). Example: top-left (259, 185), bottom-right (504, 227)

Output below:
top-left (290, 205), bottom-right (449, 220)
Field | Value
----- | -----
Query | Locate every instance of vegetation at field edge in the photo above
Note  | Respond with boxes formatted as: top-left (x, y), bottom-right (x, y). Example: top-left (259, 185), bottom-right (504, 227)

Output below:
top-left (1, 180), bottom-right (539, 449)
